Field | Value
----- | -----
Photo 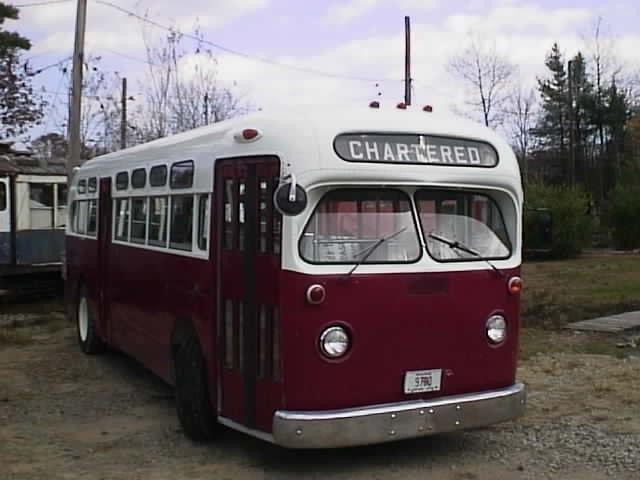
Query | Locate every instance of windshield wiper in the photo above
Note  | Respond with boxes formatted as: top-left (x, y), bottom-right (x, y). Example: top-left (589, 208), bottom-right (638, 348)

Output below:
top-left (346, 227), bottom-right (408, 277)
top-left (427, 233), bottom-right (505, 278)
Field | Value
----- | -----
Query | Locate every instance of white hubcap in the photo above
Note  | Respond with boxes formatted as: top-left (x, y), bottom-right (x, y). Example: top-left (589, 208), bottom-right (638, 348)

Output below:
top-left (78, 297), bottom-right (89, 342)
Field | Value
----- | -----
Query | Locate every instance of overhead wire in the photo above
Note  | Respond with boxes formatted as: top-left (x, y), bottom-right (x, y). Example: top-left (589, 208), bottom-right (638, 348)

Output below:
top-left (16, 0), bottom-right (400, 84)
top-left (93, 0), bottom-right (400, 84)
top-left (14, 0), bottom-right (72, 7)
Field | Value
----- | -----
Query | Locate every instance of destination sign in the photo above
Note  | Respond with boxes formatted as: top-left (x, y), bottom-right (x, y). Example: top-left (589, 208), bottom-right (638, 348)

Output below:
top-left (334, 134), bottom-right (498, 167)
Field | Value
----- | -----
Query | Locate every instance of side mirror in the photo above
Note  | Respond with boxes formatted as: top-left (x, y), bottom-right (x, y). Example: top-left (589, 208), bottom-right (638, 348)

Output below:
top-left (274, 180), bottom-right (307, 216)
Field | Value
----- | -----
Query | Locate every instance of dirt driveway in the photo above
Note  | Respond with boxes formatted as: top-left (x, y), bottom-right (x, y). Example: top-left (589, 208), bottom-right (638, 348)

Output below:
top-left (1, 305), bottom-right (639, 480)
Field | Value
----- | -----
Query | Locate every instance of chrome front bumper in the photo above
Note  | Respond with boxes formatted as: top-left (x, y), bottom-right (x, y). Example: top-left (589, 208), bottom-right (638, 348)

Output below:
top-left (272, 382), bottom-right (526, 448)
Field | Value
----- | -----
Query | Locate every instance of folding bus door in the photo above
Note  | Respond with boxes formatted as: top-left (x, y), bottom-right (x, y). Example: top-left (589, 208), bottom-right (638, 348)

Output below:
top-left (97, 177), bottom-right (112, 344)
top-left (215, 156), bottom-right (282, 433)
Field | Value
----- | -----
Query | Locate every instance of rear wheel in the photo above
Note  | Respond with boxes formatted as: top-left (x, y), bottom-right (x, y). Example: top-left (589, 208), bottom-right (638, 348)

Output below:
top-left (76, 288), bottom-right (105, 355)
top-left (173, 327), bottom-right (217, 441)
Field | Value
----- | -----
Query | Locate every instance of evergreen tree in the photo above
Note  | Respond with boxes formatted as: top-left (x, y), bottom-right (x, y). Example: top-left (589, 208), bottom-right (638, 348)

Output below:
top-left (535, 44), bottom-right (569, 171)
top-left (603, 78), bottom-right (631, 188)
top-left (568, 52), bottom-right (595, 184)
top-left (0, 2), bottom-right (44, 138)
top-left (0, 2), bottom-right (30, 54)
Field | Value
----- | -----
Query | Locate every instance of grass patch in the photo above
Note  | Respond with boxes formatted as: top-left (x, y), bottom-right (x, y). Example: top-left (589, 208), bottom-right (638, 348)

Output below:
top-left (522, 253), bottom-right (640, 328)
top-left (520, 328), bottom-right (636, 361)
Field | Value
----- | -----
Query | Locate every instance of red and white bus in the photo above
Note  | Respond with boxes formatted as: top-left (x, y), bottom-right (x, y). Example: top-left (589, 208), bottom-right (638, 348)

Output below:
top-left (66, 105), bottom-right (526, 448)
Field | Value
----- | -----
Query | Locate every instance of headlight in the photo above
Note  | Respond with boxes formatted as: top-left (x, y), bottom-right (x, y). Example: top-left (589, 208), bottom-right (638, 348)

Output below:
top-left (319, 326), bottom-right (350, 358)
top-left (486, 315), bottom-right (507, 344)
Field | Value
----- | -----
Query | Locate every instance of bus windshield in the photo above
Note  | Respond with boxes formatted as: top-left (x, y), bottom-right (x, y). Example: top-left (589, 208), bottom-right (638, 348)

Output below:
top-left (300, 189), bottom-right (421, 264)
top-left (415, 189), bottom-right (511, 262)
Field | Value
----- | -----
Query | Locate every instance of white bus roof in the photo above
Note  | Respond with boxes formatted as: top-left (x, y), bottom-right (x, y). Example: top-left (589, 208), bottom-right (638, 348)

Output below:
top-left (78, 106), bottom-right (522, 197)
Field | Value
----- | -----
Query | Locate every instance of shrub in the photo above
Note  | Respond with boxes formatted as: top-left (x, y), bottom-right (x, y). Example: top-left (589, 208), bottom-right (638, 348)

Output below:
top-left (524, 183), bottom-right (592, 258)
top-left (606, 184), bottom-right (640, 250)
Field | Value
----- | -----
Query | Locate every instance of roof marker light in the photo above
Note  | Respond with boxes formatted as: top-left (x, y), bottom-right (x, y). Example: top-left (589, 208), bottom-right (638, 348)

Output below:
top-left (242, 129), bottom-right (259, 140)
top-left (234, 128), bottom-right (262, 143)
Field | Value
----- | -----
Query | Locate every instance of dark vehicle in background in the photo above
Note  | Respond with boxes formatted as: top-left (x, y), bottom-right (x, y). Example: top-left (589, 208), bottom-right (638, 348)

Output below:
top-left (524, 208), bottom-right (553, 258)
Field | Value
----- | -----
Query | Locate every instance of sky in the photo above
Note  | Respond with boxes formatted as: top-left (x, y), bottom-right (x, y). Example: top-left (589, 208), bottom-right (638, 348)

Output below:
top-left (8, 0), bottom-right (640, 140)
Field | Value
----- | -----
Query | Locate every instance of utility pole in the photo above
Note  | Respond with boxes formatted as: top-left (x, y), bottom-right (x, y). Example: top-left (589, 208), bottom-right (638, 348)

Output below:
top-left (120, 77), bottom-right (127, 150)
top-left (568, 60), bottom-right (576, 187)
top-left (68, 0), bottom-right (88, 179)
top-left (204, 93), bottom-right (209, 125)
top-left (404, 16), bottom-right (412, 106)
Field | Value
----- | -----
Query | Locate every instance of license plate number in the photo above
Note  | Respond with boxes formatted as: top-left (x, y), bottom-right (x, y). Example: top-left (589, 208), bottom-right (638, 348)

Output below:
top-left (404, 369), bottom-right (442, 394)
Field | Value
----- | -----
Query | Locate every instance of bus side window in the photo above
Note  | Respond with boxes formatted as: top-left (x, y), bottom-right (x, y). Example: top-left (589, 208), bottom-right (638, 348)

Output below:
top-left (116, 172), bottom-right (129, 191)
top-left (131, 197), bottom-right (148, 244)
top-left (115, 198), bottom-right (130, 241)
top-left (169, 195), bottom-right (194, 251)
top-left (148, 196), bottom-right (168, 247)
top-left (131, 169), bottom-right (146, 189)
top-left (150, 165), bottom-right (167, 187)
top-left (29, 183), bottom-right (54, 229)
top-left (87, 200), bottom-right (97, 237)
top-left (76, 200), bottom-right (88, 235)
top-left (197, 194), bottom-right (210, 251)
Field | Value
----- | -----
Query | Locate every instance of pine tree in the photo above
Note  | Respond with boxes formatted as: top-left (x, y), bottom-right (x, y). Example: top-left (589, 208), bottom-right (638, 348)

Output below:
top-left (535, 43), bottom-right (569, 174)
top-left (568, 52), bottom-right (595, 184)
top-left (0, 2), bottom-right (30, 53)
top-left (0, 2), bottom-right (44, 138)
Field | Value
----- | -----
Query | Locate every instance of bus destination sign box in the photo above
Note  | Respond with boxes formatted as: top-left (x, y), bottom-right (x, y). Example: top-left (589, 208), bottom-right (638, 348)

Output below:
top-left (334, 133), bottom-right (498, 167)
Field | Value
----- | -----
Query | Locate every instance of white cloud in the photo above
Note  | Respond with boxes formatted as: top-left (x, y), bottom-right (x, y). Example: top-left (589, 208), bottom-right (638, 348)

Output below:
top-left (18, 0), bottom-right (270, 56)
top-left (324, 0), bottom-right (440, 25)
top-left (324, 0), bottom-right (380, 25)
top-left (397, 0), bottom-right (440, 9)
top-left (20, 0), bottom-right (640, 141)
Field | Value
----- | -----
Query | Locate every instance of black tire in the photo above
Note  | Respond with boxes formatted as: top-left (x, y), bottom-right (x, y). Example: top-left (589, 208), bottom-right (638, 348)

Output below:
top-left (76, 286), bottom-right (106, 355)
top-left (173, 326), bottom-right (218, 441)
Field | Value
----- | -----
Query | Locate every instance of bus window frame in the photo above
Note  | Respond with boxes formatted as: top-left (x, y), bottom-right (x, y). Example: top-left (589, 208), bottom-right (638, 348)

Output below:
top-left (298, 187), bottom-right (423, 266)
top-left (415, 188), bottom-right (513, 264)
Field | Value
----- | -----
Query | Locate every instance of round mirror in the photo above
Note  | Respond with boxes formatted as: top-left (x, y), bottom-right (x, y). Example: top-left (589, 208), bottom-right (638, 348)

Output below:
top-left (274, 183), bottom-right (308, 216)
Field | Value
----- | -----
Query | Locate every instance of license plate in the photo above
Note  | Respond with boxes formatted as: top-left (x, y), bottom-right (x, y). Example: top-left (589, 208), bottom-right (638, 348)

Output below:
top-left (404, 369), bottom-right (442, 394)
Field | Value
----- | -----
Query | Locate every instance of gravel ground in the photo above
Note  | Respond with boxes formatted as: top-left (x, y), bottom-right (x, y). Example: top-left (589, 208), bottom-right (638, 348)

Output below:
top-left (1, 306), bottom-right (639, 480)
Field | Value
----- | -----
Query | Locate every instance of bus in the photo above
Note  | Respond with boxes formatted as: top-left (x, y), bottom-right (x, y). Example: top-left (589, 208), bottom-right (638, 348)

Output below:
top-left (1, 151), bottom-right (67, 296)
top-left (66, 105), bottom-right (526, 448)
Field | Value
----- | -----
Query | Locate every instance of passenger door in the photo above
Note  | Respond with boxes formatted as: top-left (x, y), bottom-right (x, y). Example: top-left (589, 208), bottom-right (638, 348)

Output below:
top-left (97, 177), bottom-right (112, 343)
top-left (215, 156), bottom-right (282, 432)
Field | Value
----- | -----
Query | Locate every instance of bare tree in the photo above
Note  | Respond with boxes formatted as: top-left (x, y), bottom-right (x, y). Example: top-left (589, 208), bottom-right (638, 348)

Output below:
top-left (449, 36), bottom-right (515, 128)
top-left (136, 27), bottom-right (244, 142)
top-left (505, 82), bottom-right (537, 182)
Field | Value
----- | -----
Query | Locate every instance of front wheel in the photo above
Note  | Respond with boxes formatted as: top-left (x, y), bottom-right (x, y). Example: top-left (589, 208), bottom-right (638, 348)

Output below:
top-left (76, 288), bottom-right (105, 355)
top-left (173, 327), bottom-right (217, 442)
